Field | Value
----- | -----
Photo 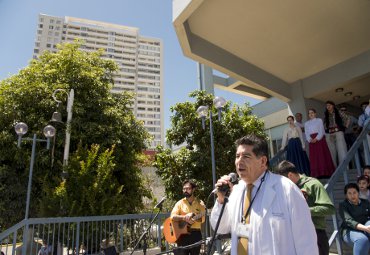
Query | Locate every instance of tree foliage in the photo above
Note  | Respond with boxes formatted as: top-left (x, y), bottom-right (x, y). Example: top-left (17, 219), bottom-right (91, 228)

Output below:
top-left (0, 42), bottom-right (151, 228)
top-left (154, 90), bottom-right (266, 205)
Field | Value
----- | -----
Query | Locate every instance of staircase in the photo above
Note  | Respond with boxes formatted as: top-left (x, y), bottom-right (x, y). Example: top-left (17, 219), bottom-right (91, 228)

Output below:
top-left (323, 168), bottom-right (360, 255)
top-left (324, 119), bottom-right (370, 255)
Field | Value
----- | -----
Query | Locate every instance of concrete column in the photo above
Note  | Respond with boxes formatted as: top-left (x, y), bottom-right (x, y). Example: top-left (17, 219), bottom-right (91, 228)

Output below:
top-left (197, 63), bottom-right (214, 94)
top-left (287, 80), bottom-right (308, 121)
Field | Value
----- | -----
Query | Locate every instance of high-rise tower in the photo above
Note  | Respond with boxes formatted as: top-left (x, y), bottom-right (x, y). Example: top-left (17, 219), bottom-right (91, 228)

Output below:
top-left (33, 14), bottom-right (164, 148)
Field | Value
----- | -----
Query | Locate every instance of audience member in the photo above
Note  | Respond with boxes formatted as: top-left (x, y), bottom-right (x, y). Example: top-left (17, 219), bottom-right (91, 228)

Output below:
top-left (38, 240), bottom-right (52, 255)
top-left (357, 175), bottom-right (370, 201)
top-left (363, 165), bottom-right (370, 177)
top-left (276, 160), bottom-right (335, 255)
top-left (210, 134), bottom-right (318, 255)
top-left (295, 112), bottom-right (305, 133)
top-left (281, 115), bottom-right (310, 175)
top-left (339, 106), bottom-right (358, 149)
top-left (358, 101), bottom-right (370, 129)
top-left (363, 166), bottom-right (370, 188)
top-left (358, 101), bottom-right (370, 152)
top-left (305, 109), bottom-right (335, 178)
top-left (339, 183), bottom-right (370, 255)
top-left (324, 101), bottom-right (348, 166)
top-left (295, 112), bottom-right (309, 156)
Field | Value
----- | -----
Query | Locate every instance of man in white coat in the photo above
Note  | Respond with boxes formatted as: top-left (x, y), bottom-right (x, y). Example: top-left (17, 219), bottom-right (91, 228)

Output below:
top-left (210, 134), bottom-right (318, 255)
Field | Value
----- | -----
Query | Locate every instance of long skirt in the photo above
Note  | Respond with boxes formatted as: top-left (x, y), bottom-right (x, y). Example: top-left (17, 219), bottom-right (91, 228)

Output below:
top-left (309, 133), bottom-right (335, 178)
top-left (287, 138), bottom-right (310, 176)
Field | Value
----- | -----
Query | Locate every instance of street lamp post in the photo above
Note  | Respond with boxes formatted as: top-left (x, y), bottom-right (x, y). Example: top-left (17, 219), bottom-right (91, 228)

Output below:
top-left (15, 122), bottom-right (56, 220)
top-left (52, 89), bottom-right (74, 167)
top-left (196, 96), bottom-right (227, 189)
top-left (15, 122), bottom-right (56, 255)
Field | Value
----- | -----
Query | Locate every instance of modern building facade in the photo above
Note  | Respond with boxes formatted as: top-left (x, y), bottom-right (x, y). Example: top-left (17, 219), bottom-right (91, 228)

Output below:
top-left (33, 14), bottom-right (164, 148)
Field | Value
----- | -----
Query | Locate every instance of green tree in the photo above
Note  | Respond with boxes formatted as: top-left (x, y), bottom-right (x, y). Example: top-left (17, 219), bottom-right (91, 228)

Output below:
top-left (154, 90), bottom-right (265, 204)
top-left (0, 42), bottom-right (151, 228)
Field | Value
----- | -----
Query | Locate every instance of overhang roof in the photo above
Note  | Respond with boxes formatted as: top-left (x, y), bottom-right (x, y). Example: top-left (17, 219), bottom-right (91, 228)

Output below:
top-left (173, 0), bottom-right (370, 107)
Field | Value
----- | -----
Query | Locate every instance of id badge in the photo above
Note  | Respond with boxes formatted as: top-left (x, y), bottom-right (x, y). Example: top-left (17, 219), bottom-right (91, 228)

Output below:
top-left (236, 223), bottom-right (250, 239)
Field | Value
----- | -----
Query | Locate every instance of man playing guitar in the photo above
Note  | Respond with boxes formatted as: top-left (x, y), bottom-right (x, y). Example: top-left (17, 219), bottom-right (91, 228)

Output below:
top-left (170, 179), bottom-right (206, 255)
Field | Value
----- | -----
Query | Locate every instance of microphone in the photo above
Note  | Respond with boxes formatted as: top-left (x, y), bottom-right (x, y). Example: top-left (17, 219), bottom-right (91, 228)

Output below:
top-left (212, 173), bottom-right (239, 194)
top-left (154, 196), bottom-right (166, 209)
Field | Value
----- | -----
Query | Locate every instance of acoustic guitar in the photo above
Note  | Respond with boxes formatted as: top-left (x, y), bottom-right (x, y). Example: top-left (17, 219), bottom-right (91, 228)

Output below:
top-left (162, 213), bottom-right (204, 244)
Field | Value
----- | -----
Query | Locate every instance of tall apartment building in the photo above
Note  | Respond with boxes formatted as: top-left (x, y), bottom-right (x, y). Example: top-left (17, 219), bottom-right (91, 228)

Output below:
top-left (33, 14), bottom-right (164, 148)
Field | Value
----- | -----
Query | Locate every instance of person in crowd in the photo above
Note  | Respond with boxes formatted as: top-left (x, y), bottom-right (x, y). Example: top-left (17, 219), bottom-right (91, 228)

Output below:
top-left (358, 101), bottom-right (370, 129)
top-left (357, 175), bottom-right (370, 201)
top-left (363, 166), bottom-right (370, 188)
top-left (339, 183), bottom-right (370, 255)
top-left (363, 165), bottom-right (370, 178)
top-left (295, 112), bottom-right (309, 156)
top-left (305, 108), bottom-right (335, 178)
top-left (339, 106), bottom-right (358, 149)
top-left (295, 112), bottom-right (305, 133)
top-left (170, 180), bottom-right (205, 255)
top-left (276, 160), bottom-right (335, 255)
top-left (210, 134), bottom-right (318, 255)
top-left (324, 101), bottom-right (348, 166)
top-left (38, 239), bottom-right (52, 255)
top-left (358, 101), bottom-right (370, 151)
top-left (280, 115), bottom-right (310, 175)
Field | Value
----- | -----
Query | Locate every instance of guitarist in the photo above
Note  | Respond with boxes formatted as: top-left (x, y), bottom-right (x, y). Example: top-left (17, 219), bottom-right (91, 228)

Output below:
top-left (170, 179), bottom-right (206, 255)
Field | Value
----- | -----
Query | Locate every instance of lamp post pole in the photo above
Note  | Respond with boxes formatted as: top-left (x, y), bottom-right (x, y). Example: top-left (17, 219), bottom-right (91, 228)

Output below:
top-left (52, 88), bottom-right (74, 167)
top-left (209, 111), bottom-right (216, 189)
top-left (63, 89), bottom-right (74, 166)
top-left (24, 134), bottom-right (36, 220)
top-left (197, 96), bottom-right (226, 190)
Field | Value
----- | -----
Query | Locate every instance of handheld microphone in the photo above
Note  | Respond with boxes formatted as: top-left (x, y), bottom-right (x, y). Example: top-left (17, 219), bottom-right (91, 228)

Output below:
top-left (154, 196), bottom-right (166, 209)
top-left (212, 172), bottom-right (239, 194)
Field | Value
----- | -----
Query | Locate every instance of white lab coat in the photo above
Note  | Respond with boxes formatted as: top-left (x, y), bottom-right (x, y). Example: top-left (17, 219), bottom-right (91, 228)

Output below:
top-left (210, 172), bottom-right (318, 255)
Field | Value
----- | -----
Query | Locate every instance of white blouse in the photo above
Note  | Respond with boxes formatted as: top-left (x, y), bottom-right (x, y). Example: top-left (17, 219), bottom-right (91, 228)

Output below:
top-left (281, 126), bottom-right (305, 150)
top-left (304, 118), bottom-right (325, 142)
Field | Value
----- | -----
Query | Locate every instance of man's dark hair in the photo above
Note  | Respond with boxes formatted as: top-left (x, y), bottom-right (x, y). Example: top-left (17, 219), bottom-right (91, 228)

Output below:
top-left (276, 160), bottom-right (298, 176)
top-left (326, 100), bottom-right (335, 106)
top-left (235, 134), bottom-right (269, 166)
top-left (287, 115), bottom-right (295, 121)
top-left (324, 100), bottom-right (344, 132)
top-left (360, 102), bottom-right (368, 108)
top-left (357, 175), bottom-right (369, 184)
top-left (183, 179), bottom-right (197, 189)
top-left (363, 165), bottom-right (370, 172)
top-left (344, 183), bottom-right (359, 194)
top-left (308, 108), bottom-right (316, 114)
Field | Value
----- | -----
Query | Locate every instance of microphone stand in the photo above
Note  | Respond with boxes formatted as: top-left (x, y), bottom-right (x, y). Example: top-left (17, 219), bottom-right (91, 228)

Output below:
top-left (130, 205), bottom-right (163, 255)
top-left (206, 195), bottom-right (229, 255)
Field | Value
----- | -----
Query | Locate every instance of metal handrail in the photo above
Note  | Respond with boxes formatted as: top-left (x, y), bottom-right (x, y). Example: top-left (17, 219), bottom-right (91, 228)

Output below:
top-left (0, 213), bottom-right (170, 255)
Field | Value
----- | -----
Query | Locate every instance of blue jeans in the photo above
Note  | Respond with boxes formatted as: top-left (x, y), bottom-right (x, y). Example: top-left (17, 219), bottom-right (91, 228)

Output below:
top-left (343, 220), bottom-right (370, 255)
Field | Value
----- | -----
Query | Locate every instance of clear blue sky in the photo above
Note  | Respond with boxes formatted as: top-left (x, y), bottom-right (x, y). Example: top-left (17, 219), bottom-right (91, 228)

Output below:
top-left (0, 0), bottom-right (260, 132)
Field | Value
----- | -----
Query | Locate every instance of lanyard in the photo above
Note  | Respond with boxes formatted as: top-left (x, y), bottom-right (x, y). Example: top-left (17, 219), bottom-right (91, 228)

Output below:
top-left (241, 171), bottom-right (268, 223)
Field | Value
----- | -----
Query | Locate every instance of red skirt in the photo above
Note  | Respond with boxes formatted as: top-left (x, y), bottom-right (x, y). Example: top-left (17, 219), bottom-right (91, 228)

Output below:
top-left (309, 133), bottom-right (335, 178)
